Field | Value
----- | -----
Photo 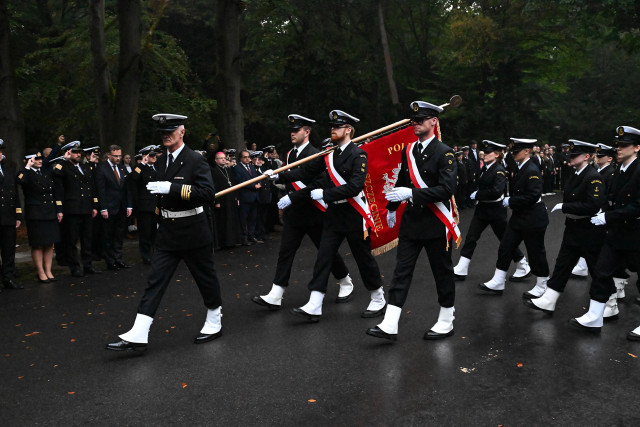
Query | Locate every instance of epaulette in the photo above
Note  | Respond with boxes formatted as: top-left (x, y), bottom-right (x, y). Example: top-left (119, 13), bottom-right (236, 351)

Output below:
top-left (55, 164), bottom-right (63, 170)
top-left (445, 152), bottom-right (454, 157)
top-left (135, 167), bottom-right (141, 174)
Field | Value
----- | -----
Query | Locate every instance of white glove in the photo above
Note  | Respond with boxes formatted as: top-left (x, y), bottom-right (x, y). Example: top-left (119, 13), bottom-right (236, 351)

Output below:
top-left (147, 181), bottom-right (171, 194)
top-left (310, 189), bottom-right (324, 201)
top-left (277, 195), bottom-right (292, 209)
top-left (470, 191), bottom-right (477, 200)
top-left (551, 203), bottom-right (563, 213)
top-left (263, 169), bottom-right (278, 180)
top-left (385, 187), bottom-right (413, 202)
top-left (502, 197), bottom-right (510, 207)
top-left (591, 212), bottom-right (606, 226)
top-left (387, 210), bottom-right (396, 228)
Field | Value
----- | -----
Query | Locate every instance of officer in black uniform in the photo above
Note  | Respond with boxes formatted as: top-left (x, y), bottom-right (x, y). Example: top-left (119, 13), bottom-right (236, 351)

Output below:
top-left (596, 144), bottom-right (617, 197)
top-left (560, 143), bottom-right (572, 190)
top-left (524, 140), bottom-right (606, 314)
top-left (455, 151), bottom-right (467, 208)
top-left (479, 138), bottom-right (550, 297)
top-left (252, 114), bottom-right (352, 310)
top-left (453, 140), bottom-right (529, 281)
top-left (367, 100), bottom-right (458, 341)
top-left (266, 110), bottom-right (385, 322)
top-left (17, 149), bottom-right (61, 283)
top-left (52, 141), bottom-right (100, 277)
top-left (129, 145), bottom-right (160, 264)
top-left (106, 113), bottom-right (223, 351)
top-left (569, 126), bottom-right (640, 336)
top-left (0, 139), bottom-right (24, 290)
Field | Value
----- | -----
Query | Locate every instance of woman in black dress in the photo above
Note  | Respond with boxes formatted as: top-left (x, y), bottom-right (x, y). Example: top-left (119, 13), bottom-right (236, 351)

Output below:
top-left (17, 149), bottom-right (61, 282)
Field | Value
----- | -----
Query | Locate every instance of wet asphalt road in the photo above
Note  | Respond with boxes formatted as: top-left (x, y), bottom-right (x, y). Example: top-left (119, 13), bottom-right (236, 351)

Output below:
top-left (2, 193), bottom-right (640, 426)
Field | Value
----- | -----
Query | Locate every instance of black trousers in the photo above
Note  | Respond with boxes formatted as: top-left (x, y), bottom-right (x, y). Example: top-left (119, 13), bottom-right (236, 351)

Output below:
top-left (0, 224), bottom-right (17, 281)
top-left (589, 243), bottom-right (640, 303)
top-left (64, 214), bottom-right (93, 270)
top-left (388, 235), bottom-right (455, 308)
top-left (137, 212), bottom-right (157, 263)
top-left (308, 228), bottom-right (382, 293)
top-left (460, 214), bottom-right (525, 262)
top-left (255, 203), bottom-right (269, 238)
top-left (238, 201), bottom-right (257, 239)
top-left (137, 245), bottom-right (222, 317)
top-left (496, 225), bottom-right (549, 277)
top-left (273, 222), bottom-right (349, 287)
top-left (548, 223), bottom-right (604, 293)
top-left (101, 212), bottom-right (126, 265)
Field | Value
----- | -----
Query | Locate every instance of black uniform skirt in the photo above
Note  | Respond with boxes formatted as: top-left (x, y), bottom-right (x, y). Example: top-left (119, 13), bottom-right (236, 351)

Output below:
top-left (26, 219), bottom-right (60, 247)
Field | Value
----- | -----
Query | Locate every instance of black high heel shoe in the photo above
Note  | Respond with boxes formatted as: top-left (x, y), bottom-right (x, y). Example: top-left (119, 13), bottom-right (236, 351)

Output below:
top-left (37, 276), bottom-right (50, 283)
top-left (46, 276), bottom-right (58, 281)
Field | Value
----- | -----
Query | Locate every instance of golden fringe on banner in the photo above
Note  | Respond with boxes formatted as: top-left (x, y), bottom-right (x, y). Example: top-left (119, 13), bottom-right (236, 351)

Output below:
top-left (372, 238), bottom-right (398, 256)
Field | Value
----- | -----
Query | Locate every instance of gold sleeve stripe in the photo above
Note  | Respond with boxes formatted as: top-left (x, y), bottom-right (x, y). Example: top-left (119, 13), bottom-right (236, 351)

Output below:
top-left (135, 167), bottom-right (141, 174)
top-left (93, 198), bottom-right (98, 203)
top-left (56, 201), bottom-right (62, 206)
top-left (181, 185), bottom-right (192, 200)
top-left (16, 208), bottom-right (22, 213)
top-left (18, 173), bottom-right (23, 179)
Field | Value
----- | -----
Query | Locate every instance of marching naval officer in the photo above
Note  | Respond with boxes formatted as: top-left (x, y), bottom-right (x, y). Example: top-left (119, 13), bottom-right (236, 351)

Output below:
top-left (265, 110), bottom-right (386, 322)
top-left (478, 138), bottom-right (550, 298)
top-left (367, 101), bottom-right (459, 341)
top-left (106, 114), bottom-right (223, 351)
top-left (252, 114), bottom-right (353, 310)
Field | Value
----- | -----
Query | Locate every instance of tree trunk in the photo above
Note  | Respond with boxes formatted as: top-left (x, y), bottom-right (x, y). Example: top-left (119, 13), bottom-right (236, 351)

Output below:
top-left (114, 0), bottom-right (142, 155)
top-left (378, 0), bottom-right (399, 105)
top-left (215, 0), bottom-right (244, 150)
top-left (0, 0), bottom-right (25, 164)
top-left (89, 0), bottom-right (114, 147)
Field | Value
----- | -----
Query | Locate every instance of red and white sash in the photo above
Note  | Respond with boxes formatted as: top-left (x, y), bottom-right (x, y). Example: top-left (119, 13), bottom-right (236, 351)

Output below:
top-left (324, 151), bottom-right (375, 231)
top-left (406, 141), bottom-right (461, 244)
top-left (287, 148), bottom-right (327, 212)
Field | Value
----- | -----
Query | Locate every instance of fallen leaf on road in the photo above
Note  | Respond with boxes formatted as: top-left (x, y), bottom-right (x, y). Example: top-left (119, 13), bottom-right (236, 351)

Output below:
top-left (308, 399), bottom-right (316, 403)
top-left (629, 353), bottom-right (637, 358)
top-left (24, 331), bottom-right (40, 337)
top-left (68, 392), bottom-right (75, 395)
top-left (182, 382), bottom-right (187, 389)
top-left (517, 362), bottom-right (523, 367)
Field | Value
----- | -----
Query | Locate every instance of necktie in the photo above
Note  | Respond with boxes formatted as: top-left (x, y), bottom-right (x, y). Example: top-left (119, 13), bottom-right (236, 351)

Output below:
top-left (289, 149), bottom-right (298, 164)
top-left (168, 153), bottom-right (174, 168)
top-left (246, 165), bottom-right (252, 177)
top-left (113, 164), bottom-right (120, 185)
top-left (36, 169), bottom-right (41, 175)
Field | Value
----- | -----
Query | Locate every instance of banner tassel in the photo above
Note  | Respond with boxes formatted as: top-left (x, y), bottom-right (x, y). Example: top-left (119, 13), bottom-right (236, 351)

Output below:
top-left (371, 238), bottom-right (398, 256)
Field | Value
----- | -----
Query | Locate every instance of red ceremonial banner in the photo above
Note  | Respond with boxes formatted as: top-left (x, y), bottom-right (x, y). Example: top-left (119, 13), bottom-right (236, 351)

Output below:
top-left (361, 123), bottom-right (443, 255)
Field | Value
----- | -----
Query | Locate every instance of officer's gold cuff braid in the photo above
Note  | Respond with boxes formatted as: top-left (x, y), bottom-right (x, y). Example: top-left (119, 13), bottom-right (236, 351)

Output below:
top-left (181, 185), bottom-right (192, 200)
top-left (16, 208), bottom-right (22, 214)
top-left (93, 198), bottom-right (98, 203)
top-left (56, 201), bottom-right (62, 206)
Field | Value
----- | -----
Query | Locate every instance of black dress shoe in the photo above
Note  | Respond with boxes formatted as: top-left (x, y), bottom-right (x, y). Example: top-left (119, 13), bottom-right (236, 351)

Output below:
top-left (522, 291), bottom-right (540, 299)
top-left (509, 272), bottom-right (531, 282)
top-left (116, 262), bottom-right (131, 269)
top-left (290, 307), bottom-right (321, 323)
top-left (366, 326), bottom-right (397, 341)
top-left (84, 266), bottom-right (102, 274)
top-left (106, 264), bottom-right (121, 271)
top-left (242, 240), bottom-right (255, 246)
top-left (454, 274), bottom-right (467, 282)
top-left (424, 329), bottom-right (455, 340)
top-left (361, 305), bottom-right (386, 318)
top-left (46, 276), bottom-right (58, 282)
top-left (251, 295), bottom-right (281, 310)
top-left (37, 276), bottom-right (51, 284)
top-left (522, 297), bottom-right (553, 314)
top-left (335, 293), bottom-right (353, 303)
top-left (568, 318), bottom-right (601, 333)
top-left (3, 279), bottom-right (24, 289)
top-left (105, 339), bottom-right (147, 352)
top-left (477, 283), bottom-right (503, 295)
top-left (627, 331), bottom-right (640, 341)
top-left (194, 330), bottom-right (223, 344)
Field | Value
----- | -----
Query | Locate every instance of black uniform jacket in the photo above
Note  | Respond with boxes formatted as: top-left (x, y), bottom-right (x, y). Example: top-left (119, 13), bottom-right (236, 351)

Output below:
top-left (561, 165), bottom-right (606, 234)
top-left (386, 138), bottom-right (457, 241)
top-left (281, 143), bottom-right (325, 227)
top-left (17, 168), bottom-right (61, 220)
top-left (51, 161), bottom-right (98, 215)
top-left (129, 163), bottom-right (158, 213)
top-left (0, 163), bottom-right (23, 225)
top-left (604, 158), bottom-right (640, 250)
top-left (507, 158), bottom-right (548, 229)
top-left (598, 164), bottom-right (616, 200)
top-left (154, 145), bottom-right (216, 251)
top-left (473, 162), bottom-right (508, 222)
top-left (279, 141), bottom-right (369, 233)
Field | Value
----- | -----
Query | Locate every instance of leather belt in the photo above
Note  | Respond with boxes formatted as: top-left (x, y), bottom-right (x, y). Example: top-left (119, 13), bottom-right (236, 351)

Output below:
top-left (333, 200), bottom-right (349, 204)
top-left (479, 195), bottom-right (505, 203)
top-left (566, 214), bottom-right (589, 220)
top-left (161, 206), bottom-right (204, 219)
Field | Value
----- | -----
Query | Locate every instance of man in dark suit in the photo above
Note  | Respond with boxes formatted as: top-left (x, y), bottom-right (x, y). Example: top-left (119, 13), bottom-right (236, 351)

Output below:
top-left (95, 144), bottom-right (132, 270)
top-left (233, 150), bottom-right (262, 245)
top-left (0, 140), bottom-right (24, 290)
top-left (106, 113), bottom-right (223, 351)
top-left (366, 101), bottom-right (458, 341)
top-left (468, 140), bottom-right (482, 194)
top-left (52, 141), bottom-right (100, 277)
top-left (129, 145), bottom-right (160, 264)
top-left (252, 114), bottom-right (352, 310)
top-left (479, 138), bottom-right (550, 297)
top-left (267, 110), bottom-right (385, 322)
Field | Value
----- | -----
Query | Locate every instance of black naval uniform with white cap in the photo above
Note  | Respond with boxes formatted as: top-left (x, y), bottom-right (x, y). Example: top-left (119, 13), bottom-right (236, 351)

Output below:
top-left (367, 101), bottom-right (458, 341)
top-left (453, 140), bottom-right (528, 282)
top-left (524, 140), bottom-right (606, 314)
top-left (568, 126), bottom-right (640, 337)
top-left (52, 141), bottom-right (100, 277)
top-left (0, 139), bottom-right (24, 290)
top-left (479, 138), bottom-right (550, 297)
top-left (271, 110), bottom-right (385, 322)
top-left (252, 114), bottom-right (352, 310)
top-left (106, 114), bottom-right (223, 352)
top-left (129, 145), bottom-right (160, 264)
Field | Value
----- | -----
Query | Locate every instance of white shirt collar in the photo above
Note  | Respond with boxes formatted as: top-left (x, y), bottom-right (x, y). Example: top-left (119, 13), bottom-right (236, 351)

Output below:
top-left (107, 159), bottom-right (117, 169)
top-left (597, 163), bottom-right (610, 173)
top-left (337, 141), bottom-right (352, 153)
top-left (484, 160), bottom-right (496, 170)
top-left (294, 141), bottom-right (309, 154)
top-left (167, 143), bottom-right (185, 166)
top-left (517, 158), bottom-right (530, 169)
top-left (620, 157), bottom-right (637, 172)
top-left (575, 164), bottom-right (589, 175)
top-left (417, 135), bottom-right (436, 151)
